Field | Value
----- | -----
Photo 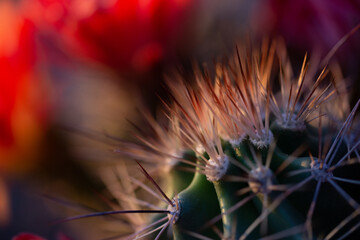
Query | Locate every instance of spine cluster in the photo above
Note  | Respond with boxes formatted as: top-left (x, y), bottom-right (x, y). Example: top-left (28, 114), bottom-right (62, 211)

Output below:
top-left (98, 41), bottom-right (360, 240)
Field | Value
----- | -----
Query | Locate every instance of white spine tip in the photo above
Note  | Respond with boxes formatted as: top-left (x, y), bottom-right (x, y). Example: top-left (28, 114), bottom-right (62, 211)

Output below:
top-left (248, 167), bottom-right (273, 194)
top-left (229, 134), bottom-right (246, 147)
top-left (205, 155), bottom-right (230, 182)
top-left (278, 113), bottom-right (306, 131)
top-left (311, 159), bottom-right (333, 182)
top-left (249, 130), bottom-right (274, 149)
top-left (167, 196), bottom-right (181, 224)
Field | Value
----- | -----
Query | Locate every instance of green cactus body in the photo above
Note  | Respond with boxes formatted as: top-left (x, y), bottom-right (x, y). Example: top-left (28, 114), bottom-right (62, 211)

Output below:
top-left (90, 42), bottom-right (360, 240)
top-left (212, 162), bottom-right (258, 239)
top-left (166, 151), bottom-right (198, 196)
top-left (173, 167), bottom-right (220, 239)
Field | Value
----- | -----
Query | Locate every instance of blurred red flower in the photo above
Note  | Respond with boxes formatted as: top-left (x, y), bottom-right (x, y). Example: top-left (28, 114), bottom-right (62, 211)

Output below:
top-left (0, 1), bottom-right (52, 174)
top-left (27, 0), bottom-right (194, 79)
top-left (12, 233), bottom-right (46, 240)
top-left (13, 233), bottom-right (71, 240)
top-left (259, 0), bottom-right (360, 54)
top-left (75, 0), bottom-right (193, 75)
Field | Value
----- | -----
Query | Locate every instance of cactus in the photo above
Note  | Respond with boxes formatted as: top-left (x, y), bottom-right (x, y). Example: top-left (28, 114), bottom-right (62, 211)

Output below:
top-left (66, 40), bottom-right (360, 240)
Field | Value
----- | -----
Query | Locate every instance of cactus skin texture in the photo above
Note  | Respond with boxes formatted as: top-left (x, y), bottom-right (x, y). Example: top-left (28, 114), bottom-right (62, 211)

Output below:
top-left (95, 41), bottom-right (360, 240)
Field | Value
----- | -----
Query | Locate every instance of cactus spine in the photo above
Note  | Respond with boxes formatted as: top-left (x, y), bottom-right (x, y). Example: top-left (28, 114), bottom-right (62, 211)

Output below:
top-left (96, 41), bottom-right (360, 240)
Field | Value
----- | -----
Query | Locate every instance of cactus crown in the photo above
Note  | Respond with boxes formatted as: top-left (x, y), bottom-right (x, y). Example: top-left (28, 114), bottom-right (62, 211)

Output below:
top-left (68, 41), bottom-right (360, 240)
